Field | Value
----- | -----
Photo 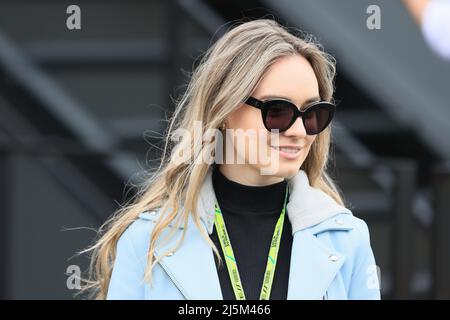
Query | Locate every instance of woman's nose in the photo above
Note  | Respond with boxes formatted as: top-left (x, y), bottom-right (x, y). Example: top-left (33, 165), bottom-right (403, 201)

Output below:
top-left (283, 117), bottom-right (308, 137)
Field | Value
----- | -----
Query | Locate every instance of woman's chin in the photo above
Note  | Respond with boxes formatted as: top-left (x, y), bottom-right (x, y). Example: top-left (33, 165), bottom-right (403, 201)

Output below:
top-left (256, 162), bottom-right (301, 179)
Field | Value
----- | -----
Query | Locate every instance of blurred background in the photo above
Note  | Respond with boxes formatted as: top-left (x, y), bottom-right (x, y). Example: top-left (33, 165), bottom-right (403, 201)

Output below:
top-left (0, 0), bottom-right (449, 299)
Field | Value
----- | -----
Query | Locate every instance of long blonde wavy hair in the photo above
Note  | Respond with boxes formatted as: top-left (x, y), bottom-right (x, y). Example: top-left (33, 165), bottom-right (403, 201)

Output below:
top-left (81, 19), bottom-right (345, 299)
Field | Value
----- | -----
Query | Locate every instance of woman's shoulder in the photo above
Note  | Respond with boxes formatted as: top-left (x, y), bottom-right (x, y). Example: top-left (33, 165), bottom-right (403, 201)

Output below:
top-left (305, 212), bottom-right (371, 237)
top-left (115, 211), bottom-right (157, 255)
top-left (304, 212), bottom-right (374, 260)
top-left (311, 212), bottom-right (380, 298)
top-left (118, 208), bottom-right (183, 251)
top-left (305, 212), bottom-right (378, 273)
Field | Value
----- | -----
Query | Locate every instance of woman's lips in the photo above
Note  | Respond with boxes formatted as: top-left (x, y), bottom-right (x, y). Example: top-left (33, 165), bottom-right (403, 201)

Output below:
top-left (270, 145), bottom-right (302, 160)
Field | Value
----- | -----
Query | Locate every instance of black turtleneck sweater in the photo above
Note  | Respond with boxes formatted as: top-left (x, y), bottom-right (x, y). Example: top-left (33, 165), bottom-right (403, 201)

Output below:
top-left (210, 166), bottom-right (293, 300)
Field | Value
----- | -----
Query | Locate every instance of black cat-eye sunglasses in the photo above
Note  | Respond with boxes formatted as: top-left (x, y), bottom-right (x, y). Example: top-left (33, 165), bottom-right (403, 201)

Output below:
top-left (245, 96), bottom-right (336, 135)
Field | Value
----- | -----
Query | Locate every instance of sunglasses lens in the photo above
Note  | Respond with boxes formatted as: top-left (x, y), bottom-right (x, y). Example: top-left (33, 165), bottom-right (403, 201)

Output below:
top-left (264, 102), bottom-right (295, 131)
top-left (303, 104), bottom-right (333, 134)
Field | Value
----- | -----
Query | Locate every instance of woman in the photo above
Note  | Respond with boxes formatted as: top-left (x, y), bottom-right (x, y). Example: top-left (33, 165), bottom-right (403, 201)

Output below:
top-left (83, 19), bottom-right (381, 300)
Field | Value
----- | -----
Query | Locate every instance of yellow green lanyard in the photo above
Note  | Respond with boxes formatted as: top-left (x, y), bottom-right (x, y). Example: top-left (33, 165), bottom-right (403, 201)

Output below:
top-left (213, 184), bottom-right (289, 300)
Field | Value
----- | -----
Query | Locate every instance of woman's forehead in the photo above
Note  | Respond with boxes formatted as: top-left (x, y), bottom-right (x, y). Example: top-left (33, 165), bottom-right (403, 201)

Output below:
top-left (254, 55), bottom-right (320, 106)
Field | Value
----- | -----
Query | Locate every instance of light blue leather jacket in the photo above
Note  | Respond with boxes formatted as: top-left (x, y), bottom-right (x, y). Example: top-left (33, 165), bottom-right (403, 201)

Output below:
top-left (107, 168), bottom-right (381, 300)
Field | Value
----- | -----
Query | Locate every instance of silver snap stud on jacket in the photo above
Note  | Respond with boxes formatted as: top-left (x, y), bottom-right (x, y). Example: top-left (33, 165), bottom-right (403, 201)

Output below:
top-left (329, 254), bottom-right (339, 262)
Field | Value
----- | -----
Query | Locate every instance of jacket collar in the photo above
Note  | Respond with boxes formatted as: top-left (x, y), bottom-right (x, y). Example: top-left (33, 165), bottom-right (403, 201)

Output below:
top-left (139, 166), bottom-right (354, 299)
top-left (196, 166), bottom-right (352, 235)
